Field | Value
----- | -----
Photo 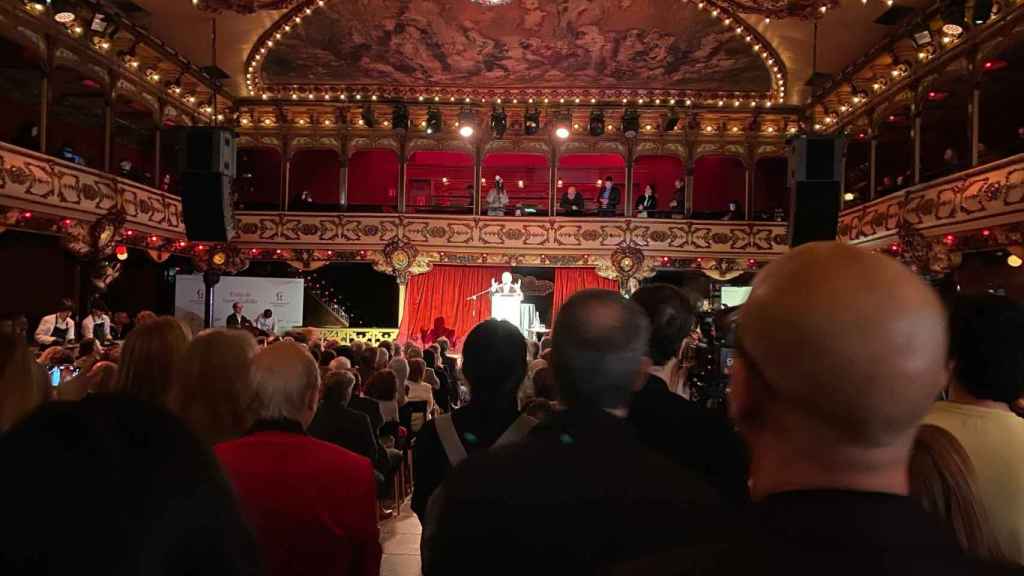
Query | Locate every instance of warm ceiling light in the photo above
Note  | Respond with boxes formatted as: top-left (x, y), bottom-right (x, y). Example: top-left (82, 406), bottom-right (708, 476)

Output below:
top-left (843, 192), bottom-right (855, 202)
top-left (1008, 254), bottom-right (1023, 268)
top-left (459, 125), bottom-right (475, 137)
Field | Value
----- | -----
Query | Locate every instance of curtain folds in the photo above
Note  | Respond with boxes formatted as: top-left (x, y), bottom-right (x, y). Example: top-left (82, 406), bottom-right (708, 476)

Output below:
top-left (397, 265), bottom-right (510, 350)
top-left (552, 267), bottom-right (619, 328)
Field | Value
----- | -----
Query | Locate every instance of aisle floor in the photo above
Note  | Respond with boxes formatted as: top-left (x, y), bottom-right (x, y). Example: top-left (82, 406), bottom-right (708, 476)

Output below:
top-left (381, 502), bottom-right (423, 576)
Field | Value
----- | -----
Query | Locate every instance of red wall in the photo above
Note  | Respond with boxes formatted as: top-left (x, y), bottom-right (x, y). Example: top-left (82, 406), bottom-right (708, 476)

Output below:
top-left (633, 156), bottom-right (683, 211)
top-left (753, 157), bottom-right (788, 215)
top-left (406, 151), bottom-right (474, 208)
top-left (693, 156), bottom-right (746, 212)
top-left (557, 154), bottom-right (626, 211)
top-left (290, 149), bottom-right (341, 204)
top-left (483, 153), bottom-right (549, 207)
top-left (348, 149), bottom-right (399, 207)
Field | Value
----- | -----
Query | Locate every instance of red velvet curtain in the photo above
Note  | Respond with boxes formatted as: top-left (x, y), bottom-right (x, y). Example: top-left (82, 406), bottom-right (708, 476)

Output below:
top-left (552, 267), bottom-right (619, 327)
top-left (398, 265), bottom-right (510, 350)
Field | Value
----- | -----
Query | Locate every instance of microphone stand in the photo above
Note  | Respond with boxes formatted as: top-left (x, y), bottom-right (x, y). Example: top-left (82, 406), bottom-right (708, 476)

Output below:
top-left (466, 286), bottom-right (494, 301)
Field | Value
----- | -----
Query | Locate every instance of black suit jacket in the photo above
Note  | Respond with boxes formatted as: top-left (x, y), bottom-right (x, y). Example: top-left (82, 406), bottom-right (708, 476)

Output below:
top-left (676, 490), bottom-right (1020, 576)
top-left (347, 395), bottom-right (384, 437)
top-left (628, 374), bottom-right (749, 505)
top-left (423, 408), bottom-right (720, 575)
top-left (307, 401), bottom-right (380, 468)
top-left (225, 313), bottom-right (251, 329)
top-left (636, 194), bottom-right (657, 211)
top-left (599, 185), bottom-right (621, 209)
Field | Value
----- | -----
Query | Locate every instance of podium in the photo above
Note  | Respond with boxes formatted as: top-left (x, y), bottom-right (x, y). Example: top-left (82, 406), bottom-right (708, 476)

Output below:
top-left (491, 293), bottom-right (523, 330)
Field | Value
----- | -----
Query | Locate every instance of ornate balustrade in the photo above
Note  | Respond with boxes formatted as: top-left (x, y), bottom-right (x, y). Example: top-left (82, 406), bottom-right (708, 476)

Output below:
top-left (0, 141), bottom-right (184, 238)
top-left (838, 153), bottom-right (1024, 250)
top-left (313, 327), bottom-right (399, 345)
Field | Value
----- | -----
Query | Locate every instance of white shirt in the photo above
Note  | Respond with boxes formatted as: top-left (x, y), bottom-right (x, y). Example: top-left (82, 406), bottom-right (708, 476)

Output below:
top-left (255, 315), bottom-right (277, 334)
top-left (81, 314), bottom-right (111, 340)
top-left (406, 380), bottom-right (436, 414)
top-left (924, 401), bottom-right (1024, 562)
top-left (35, 314), bottom-right (75, 345)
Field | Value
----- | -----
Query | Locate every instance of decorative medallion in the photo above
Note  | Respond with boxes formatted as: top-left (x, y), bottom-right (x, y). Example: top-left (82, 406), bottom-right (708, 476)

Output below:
top-left (371, 239), bottom-right (432, 284)
top-left (192, 243), bottom-right (251, 274)
top-left (598, 244), bottom-right (657, 295)
top-left (895, 221), bottom-right (952, 278)
top-left (63, 209), bottom-right (126, 259)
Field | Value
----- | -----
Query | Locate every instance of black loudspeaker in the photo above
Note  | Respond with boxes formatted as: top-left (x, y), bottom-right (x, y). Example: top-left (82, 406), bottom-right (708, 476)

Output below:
top-left (166, 127), bottom-right (236, 177)
top-left (181, 171), bottom-right (234, 242)
top-left (789, 180), bottom-right (840, 246)
top-left (789, 136), bottom-right (844, 182)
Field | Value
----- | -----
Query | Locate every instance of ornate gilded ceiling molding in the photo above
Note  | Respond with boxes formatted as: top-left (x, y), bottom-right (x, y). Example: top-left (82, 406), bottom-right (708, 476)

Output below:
top-left (242, 0), bottom-right (788, 105)
top-left (702, 0), bottom-right (838, 21)
top-left (193, 0), bottom-right (303, 14)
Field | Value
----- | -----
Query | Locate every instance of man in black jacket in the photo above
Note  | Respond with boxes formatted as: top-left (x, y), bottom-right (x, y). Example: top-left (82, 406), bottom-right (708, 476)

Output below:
top-left (423, 290), bottom-right (719, 575)
top-left (308, 370), bottom-right (380, 468)
top-left (629, 284), bottom-right (749, 504)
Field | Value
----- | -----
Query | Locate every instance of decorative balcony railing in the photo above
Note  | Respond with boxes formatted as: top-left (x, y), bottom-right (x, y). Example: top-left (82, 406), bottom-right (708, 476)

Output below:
top-left (0, 141), bottom-right (185, 239)
top-left (838, 153), bottom-right (1024, 249)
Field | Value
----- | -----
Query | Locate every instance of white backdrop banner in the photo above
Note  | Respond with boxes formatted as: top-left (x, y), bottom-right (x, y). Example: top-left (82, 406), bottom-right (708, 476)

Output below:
top-left (174, 275), bottom-right (304, 335)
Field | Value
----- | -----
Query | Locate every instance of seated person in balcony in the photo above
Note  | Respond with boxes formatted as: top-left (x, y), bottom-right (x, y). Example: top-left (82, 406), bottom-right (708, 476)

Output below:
top-left (669, 177), bottom-right (687, 214)
top-left (597, 176), bottom-right (620, 214)
top-left (721, 201), bottom-right (741, 221)
top-left (485, 176), bottom-right (509, 216)
top-left (635, 184), bottom-right (657, 216)
top-left (559, 185), bottom-right (585, 214)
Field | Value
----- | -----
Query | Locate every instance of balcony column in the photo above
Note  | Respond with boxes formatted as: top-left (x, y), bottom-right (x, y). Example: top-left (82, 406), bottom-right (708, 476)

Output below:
top-left (153, 101), bottom-right (164, 189)
top-left (685, 159), bottom-right (695, 217)
top-left (911, 100), bottom-right (922, 185)
top-left (281, 135), bottom-right (290, 211)
top-left (39, 38), bottom-right (54, 154)
top-left (398, 137), bottom-right (408, 213)
top-left (969, 84), bottom-right (981, 167)
top-left (103, 74), bottom-right (115, 173)
top-left (868, 133), bottom-right (878, 201)
top-left (624, 145), bottom-right (634, 218)
top-left (744, 147), bottom-right (754, 219)
top-left (549, 146), bottom-right (558, 216)
top-left (473, 142), bottom-right (483, 216)
top-left (338, 135), bottom-right (348, 206)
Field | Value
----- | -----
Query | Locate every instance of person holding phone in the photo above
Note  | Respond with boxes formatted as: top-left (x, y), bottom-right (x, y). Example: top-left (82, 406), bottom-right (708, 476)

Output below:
top-left (35, 298), bottom-right (75, 346)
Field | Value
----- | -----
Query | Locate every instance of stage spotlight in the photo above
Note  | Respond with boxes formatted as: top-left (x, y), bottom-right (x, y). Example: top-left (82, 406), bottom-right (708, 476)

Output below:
top-left (663, 110), bottom-right (680, 132)
top-left (490, 106), bottom-right (507, 138)
top-left (360, 104), bottom-right (375, 128)
top-left (426, 107), bottom-right (443, 134)
top-left (941, 0), bottom-right (966, 35)
top-left (589, 110), bottom-right (605, 136)
top-left (554, 116), bottom-right (571, 139)
top-left (22, 1), bottom-right (47, 14)
top-left (458, 108), bottom-right (477, 138)
top-left (621, 107), bottom-right (640, 138)
top-left (911, 27), bottom-right (933, 48)
top-left (391, 103), bottom-right (409, 131)
top-left (524, 107), bottom-right (540, 135)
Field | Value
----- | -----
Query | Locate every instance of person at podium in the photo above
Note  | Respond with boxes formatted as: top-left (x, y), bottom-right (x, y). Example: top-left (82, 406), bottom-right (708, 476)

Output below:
top-left (491, 272), bottom-right (522, 296)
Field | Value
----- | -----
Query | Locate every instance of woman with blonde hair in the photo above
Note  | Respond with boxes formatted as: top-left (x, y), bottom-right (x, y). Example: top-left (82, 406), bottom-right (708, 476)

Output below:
top-left (115, 316), bottom-right (189, 404)
top-left (910, 424), bottom-right (1008, 562)
top-left (406, 357), bottom-right (436, 415)
top-left (168, 329), bottom-right (258, 445)
top-left (374, 346), bottom-right (390, 371)
top-left (0, 333), bottom-right (48, 432)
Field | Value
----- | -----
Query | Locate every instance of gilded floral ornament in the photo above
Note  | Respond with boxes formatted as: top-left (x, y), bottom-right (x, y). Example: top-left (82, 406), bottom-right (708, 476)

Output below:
top-left (371, 239), bottom-right (432, 284)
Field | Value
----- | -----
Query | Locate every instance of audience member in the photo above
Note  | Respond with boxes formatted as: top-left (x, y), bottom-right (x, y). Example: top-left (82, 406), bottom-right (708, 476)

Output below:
top-left (357, 347), bottom-right (377, 389)
top-left (412, 319), bottom-right (528, 522)
top-left (434, 336), bottom-right (459, 404)
top-left (168, 329), bottom-right (259, 445)
top-left (347, 368), bottom-right (384, 435)
top-left (910, 424), bottom-right (1007, 562)
top-left (85, 360), bottom-right (118, 395)
top-left (366, 369), bottom-right (401, 423)
top-left (629, 284), bottom-right (749, 503)
top-left (423, 345), bottom-right (451, 413)
top-left (388, 356), bottom-right (409, 405)
top-left (111, 311), bottom-right (132, 339)
top-left (0, 395), bottom-right (260, 575)
top-left (309, 370), bottom-right (380, 466)
top-left (422, 290), bottom-right (719, 574)
top-left (135, 310), bottom-right (158, 326)
top-left (924, 293), bottom-right (1024, 562)
top-left (329, 354), bottom-right (353, 372)
top-left (74, 337), bottom-right (102, 372)
top-left (694, 242), bottom-right (1008, 575)
top-left (0, 333), bottom-right (48, 433)
top-left (115, 316), bottom-right (189, 404)
top-left (215, 342), bottom-right (381, 576)
top-left (406, 358), bottom-right (436, 414)
top-left (374, 347), bottom-right (390, 371)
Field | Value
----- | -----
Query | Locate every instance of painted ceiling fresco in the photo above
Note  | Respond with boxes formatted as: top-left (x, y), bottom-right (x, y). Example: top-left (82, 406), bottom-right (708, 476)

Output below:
top-left (261, 0), bottom-right (773, 92)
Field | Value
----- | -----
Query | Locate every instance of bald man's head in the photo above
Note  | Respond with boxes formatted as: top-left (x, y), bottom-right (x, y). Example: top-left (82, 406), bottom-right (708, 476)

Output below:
top-left (732, 242), bottom-right (947, 476)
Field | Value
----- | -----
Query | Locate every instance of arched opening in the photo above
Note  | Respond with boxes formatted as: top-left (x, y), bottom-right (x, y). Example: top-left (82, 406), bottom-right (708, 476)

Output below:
top-left (875, 106), bottom-right (913, 197)
top-left (111, 94), bottom-right (157, 184)
top-left (482, 153), bottom-right (550, 216)
top-left (48, 65), bottom-right (106, 168)
top-left (920, 72), bottom-right (971, 182)
top-left (406, 151), bottom-right (475, 214)
top-left (346, 149), bottom-right (400, 212)
top-left (693, 155), bottom-right (746, 219)
top-left (843, 133), bottom-right (871, 206)
top-left (236, 147), bottom-right (283, 210)
top-left (557, 153), bottom-right (626, 216)
top-left (0, 35), bottom-right (43, 150)
top-left (979, 40), bottom-right (1024, 162)
top-left (753, 156), bottom-right (788, 221)
top-left (289, 149), bottom-right (341, 211)
top-left (633, 155), bottom-right (684, 217)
